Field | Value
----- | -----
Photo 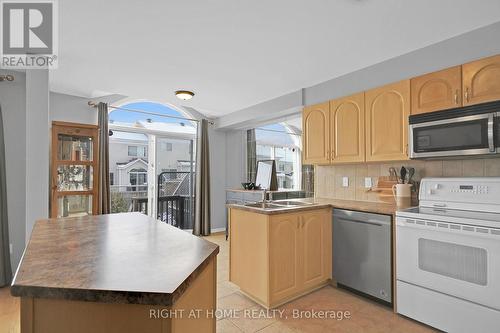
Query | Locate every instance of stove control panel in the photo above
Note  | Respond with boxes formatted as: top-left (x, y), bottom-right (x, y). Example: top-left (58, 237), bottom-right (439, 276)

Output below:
top-left (419, 177), bottom-right (500, 212)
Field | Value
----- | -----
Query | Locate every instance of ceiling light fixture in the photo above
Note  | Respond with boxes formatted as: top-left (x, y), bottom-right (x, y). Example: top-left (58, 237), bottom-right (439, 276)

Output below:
top-left (175, 90), bottom-right (195, 100)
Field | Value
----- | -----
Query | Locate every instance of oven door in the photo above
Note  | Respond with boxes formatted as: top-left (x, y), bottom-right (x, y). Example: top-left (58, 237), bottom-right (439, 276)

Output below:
top-left (409, 113), bottom-right (495, 158)
top-left (396, 217), bottom-right (500, 310)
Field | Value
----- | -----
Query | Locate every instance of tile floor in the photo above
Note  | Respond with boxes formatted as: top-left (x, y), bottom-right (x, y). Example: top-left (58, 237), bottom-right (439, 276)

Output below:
top-left (205, 234), bottom-right (437, 333)
top-left (0, 233), bottom-right (436, 333)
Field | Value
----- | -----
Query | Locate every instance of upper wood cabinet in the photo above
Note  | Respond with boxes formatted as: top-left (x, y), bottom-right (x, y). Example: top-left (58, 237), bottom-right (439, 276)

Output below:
top-left (411, 66), bottom-right (462, 114)
top-left (302, 102), bottom-right (330, 164)
top-left (329, 93), bottom-right (365, 163)
top-left (365, 80), bottom-right (410, 162)
top-left (462, 54), bottom-right (500, 106)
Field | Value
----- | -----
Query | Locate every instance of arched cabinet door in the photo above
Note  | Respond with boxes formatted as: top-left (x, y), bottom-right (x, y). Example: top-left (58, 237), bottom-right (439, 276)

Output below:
top-left (302, 102), bottom-right (330, 164)
top-left (330, 92), bottom-right (365, 163)
top-left (365, 80), bottom-right (410, 162)
top-left (411, 66), bottom-right (462, 115)
top-left (301, 211), bottom-right (331, 290)
top-left (269, 214), bottom-right (300, 304)
top-left (463, 54), bottom-right (500, 106)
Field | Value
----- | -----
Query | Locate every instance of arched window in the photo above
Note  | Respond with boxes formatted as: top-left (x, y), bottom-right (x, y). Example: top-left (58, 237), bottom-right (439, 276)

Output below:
top-left (109, 101), bottom-right (195, 128)
top-left (108, 101), bottom-right (196, 228)
top-left (129, 168), bottom-right (147, 187)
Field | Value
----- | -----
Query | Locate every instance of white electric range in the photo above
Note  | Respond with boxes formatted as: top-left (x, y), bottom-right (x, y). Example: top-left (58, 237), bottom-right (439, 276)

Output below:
top-left (396, 177), bottom-right (500, 333)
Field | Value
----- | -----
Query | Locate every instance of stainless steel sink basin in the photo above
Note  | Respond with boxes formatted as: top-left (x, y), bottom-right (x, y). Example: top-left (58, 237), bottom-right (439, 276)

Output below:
top-left (244, 203), bottom-right (285, 209)
top-left (243, 200), bottom-right (313, 210)
top-left (272, 200), bottom-right (312, 207)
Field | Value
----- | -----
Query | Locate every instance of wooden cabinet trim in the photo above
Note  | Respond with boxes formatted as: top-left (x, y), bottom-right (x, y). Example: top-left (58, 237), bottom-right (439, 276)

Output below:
top-left (463, 54), bottom-right (500, 106)
top-left (329, 92), bottom-right (365, 163)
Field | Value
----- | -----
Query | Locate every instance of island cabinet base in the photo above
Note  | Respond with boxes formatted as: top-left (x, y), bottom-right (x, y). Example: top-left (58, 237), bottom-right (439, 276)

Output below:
top-left (19, 257), bottom-right (217, 333)
top-left (229, 208), bottom-right (332, 309)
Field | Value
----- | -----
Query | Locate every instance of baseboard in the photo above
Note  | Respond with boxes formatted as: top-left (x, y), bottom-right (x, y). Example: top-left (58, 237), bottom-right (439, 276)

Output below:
top-left (211, 228), bottom-right (226, 234)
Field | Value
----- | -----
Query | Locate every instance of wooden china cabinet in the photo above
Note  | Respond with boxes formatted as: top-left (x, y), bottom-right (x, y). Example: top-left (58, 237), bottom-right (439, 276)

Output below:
top-left (50, 121), bottom-right (99, 218)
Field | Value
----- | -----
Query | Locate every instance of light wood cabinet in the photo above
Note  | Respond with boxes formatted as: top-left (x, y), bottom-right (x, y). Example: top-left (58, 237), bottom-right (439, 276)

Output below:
top-left (269, 214), bottom-right (301, 303)
top-left (302, 102), bottom-right (330, 164)
top-left (329, 93), bottom-right (365, 163)
top-left (301, 211), bottom-right (332, 289)
top-left (462, 54), bottom-right (500, 106)
top-left (230, 208), bottom-right (332, 308)
top-left (365, 80), bottom-right (410, 162)
top-left (411, 66), bottom-right (462, 114)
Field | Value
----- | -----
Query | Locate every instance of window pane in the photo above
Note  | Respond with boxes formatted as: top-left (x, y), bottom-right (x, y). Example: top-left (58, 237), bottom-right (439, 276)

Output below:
top-left (57, 165), bottom-right (93, 191)
top-left (128, 146), bottom-right (137, 156)
top-left (57, 195), bottom-right (92, 218)
top-left (256, 145), bottom-right (272, 160)
top-left (57, 134), bottom-right (93, 161)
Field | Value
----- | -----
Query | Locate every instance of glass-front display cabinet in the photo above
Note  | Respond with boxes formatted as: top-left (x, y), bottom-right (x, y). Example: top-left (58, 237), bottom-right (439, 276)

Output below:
top-left (51, 121), bottom-right (99, 218)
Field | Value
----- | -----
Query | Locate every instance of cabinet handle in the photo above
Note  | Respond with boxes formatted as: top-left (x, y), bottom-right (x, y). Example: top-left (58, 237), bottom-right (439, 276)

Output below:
top-left (465, 87), bottom-right (469, 102)
top-left (454, 90), bottom-right (459, 105)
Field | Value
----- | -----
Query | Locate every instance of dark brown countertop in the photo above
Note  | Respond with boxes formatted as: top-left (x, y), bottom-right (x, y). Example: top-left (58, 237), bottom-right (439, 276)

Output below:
top-left (227, 197), bottom-right (416, 216)
top-left (10, 212), bottom-right (219, 306)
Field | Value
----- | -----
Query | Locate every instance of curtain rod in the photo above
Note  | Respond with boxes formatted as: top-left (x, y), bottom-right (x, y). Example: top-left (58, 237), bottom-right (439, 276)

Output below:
top-left (87, 101), bottom-right (214, 125)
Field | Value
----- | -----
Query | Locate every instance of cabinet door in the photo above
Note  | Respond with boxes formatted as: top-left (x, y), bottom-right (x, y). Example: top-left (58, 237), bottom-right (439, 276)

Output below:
top-left (269, 214), bottom-right (301, 303)
top-left (365, 80), bottom-right (410, 162)
top-left (300, 210), bottom-right (332, 289)
top-left (330, 93), bottom-right (365, 163)
top-left (462, 54), bottom-right (500, 106)
top-left (411, 66), bottom-right (462, 114)
top-left (302, 102), bottom-right (330, 164)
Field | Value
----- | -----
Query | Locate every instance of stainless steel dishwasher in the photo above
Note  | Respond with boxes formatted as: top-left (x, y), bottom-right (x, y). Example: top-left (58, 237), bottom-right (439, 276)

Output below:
top-left (333, 209), bottom-right (392, 304)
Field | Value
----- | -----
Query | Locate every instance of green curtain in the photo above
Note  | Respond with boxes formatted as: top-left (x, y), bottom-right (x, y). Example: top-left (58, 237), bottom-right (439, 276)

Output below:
top-left (194, 119), bottom-right (211, 236)
top-left (246, 129), bottom-right (257, 182)
top-left (0, 105), bottom-right (12, 286)
top-left (97, 103), bottom-right (110, 214)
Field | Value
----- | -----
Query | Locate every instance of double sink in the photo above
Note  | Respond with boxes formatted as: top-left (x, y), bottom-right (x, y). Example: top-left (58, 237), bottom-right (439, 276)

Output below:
top-left (244, 200), bottom-right (313, 210)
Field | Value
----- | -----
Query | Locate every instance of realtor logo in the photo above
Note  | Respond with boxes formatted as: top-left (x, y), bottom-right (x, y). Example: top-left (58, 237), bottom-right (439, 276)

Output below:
top-left (0, 0), bottom-right (58, 68)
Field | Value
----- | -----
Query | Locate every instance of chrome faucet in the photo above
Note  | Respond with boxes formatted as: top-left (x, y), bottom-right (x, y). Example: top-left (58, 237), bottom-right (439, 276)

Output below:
top-left (262, 188), bottom-right (269, 204)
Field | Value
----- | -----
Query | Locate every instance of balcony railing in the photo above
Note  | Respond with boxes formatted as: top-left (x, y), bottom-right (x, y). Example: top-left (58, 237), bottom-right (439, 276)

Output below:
top-left (110, 171), bottom-right (194, 229)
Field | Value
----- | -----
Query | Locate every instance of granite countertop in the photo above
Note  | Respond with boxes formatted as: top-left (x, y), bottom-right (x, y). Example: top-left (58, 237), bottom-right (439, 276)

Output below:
top-left (227, 197), bottom-right (416, 216)
top-left (10, 212), bottom-right (219, 306)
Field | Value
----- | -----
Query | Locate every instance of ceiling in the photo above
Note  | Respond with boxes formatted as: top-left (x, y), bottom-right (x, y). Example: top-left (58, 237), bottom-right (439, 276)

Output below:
top-left (51, 0), bottom-right (500, 117)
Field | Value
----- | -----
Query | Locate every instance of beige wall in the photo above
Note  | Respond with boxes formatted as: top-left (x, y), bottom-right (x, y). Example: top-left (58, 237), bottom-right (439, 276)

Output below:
top-left (315, 158), bottom-right (500, 202)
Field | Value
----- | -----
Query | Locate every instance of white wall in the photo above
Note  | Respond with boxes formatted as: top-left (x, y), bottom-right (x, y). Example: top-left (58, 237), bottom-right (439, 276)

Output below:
top-left (50, 92), bottom-right (98, 124)
top-left (0, 70), bottom-right (27, 273)
top-left (208, 128), bottom-right (227, 231)
top-left (25, 70), bottom-right (50, 241)
top-left (225, 130), bottom-right (247, 189)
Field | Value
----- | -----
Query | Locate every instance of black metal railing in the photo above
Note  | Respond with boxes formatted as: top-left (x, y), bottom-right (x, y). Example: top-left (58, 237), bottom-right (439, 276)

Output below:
top-left (122, 171), bottom-right (194, 229)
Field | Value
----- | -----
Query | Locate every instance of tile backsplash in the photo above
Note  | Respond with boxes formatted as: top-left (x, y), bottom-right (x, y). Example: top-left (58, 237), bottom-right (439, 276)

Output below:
top-left (315, 157), bottom-right (500, 202)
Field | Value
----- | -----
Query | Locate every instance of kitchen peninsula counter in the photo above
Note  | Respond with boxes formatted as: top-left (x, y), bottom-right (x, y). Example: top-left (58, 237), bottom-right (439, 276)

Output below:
top-left (11, 212), bottom-right (219, 333)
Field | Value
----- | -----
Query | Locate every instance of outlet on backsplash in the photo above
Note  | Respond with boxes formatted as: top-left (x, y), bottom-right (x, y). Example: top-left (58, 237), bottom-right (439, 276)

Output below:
top-left (342, 177), bottom-right (349, 187)
top-left (364, 177), bottom-right (372, 188)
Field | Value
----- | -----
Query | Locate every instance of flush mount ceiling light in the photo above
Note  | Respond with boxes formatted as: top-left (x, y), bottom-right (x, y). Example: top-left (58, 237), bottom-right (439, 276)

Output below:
top-left (175, 90), bottom-right (195, 100)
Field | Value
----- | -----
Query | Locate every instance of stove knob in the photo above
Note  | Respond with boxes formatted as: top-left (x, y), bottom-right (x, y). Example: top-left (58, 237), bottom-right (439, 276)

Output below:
top-left (434, 184), bottom-right (441, 190)
top-left (427, 189), bottom-right (434, 195)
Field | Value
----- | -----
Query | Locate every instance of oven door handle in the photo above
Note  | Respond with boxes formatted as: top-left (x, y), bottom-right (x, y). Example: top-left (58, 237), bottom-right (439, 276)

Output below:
top-left (488, 113), bottom-right (495, 152)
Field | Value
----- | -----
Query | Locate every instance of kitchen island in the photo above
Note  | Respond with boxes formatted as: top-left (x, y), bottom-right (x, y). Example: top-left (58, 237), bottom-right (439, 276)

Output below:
top-left (10, 212), bottom-right (219, 333)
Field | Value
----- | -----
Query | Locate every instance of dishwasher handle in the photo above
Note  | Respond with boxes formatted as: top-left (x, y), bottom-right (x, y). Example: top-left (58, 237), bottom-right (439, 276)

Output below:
top-left (335, 216), bottom-right (390, 227)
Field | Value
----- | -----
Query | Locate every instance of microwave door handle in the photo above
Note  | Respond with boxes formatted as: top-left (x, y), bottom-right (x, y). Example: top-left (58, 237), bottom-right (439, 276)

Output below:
top-left (488, 114), bottom-right (495, 152)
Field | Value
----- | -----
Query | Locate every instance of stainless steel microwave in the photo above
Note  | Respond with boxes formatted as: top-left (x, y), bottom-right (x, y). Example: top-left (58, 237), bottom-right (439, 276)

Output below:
top-left (409, 101), bottom-right (500, 159)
